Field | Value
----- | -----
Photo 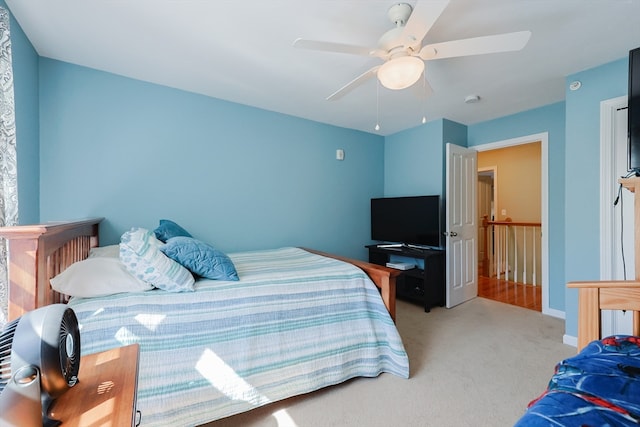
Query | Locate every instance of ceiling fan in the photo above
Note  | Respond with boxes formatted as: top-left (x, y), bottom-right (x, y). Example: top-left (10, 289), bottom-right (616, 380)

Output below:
top-left (293, 1), bottom-right (531, 101)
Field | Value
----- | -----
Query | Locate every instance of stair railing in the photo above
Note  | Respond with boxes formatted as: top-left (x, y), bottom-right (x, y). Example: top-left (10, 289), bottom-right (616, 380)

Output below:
top-left (480, 216), bottom-right (542, 285)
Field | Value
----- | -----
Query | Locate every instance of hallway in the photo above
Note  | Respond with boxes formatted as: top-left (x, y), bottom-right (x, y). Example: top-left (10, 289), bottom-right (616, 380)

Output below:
top-left (477, 141), bottom-right (543, 314)
top-left (478, 275), bottom-right (541, 312)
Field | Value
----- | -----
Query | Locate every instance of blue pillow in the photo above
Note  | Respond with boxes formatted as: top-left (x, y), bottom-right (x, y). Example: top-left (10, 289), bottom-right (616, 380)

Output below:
top-left (154, 219), bottom-right (193, 243)
top-left (160, 236), bottom-right (239, 281)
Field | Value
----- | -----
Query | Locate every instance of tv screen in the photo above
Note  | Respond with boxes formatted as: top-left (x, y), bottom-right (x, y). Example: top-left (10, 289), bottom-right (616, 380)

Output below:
top-left (371, 195), bottom-right (441, 248)
top-left (629, 46), bottom-right (640, 173)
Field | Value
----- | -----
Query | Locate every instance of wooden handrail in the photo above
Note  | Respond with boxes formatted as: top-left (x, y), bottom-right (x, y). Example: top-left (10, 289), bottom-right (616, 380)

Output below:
top-left (482, 217), bottom-right (541, 228)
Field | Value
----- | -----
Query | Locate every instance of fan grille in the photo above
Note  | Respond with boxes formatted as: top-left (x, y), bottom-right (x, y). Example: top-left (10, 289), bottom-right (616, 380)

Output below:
top-left (0, 317), bottom-right (19, 393)
top-left (59, 308), bottom-right (80, 386)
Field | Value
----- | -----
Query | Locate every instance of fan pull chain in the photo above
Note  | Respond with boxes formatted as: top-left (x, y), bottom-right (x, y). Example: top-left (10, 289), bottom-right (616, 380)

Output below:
top-left (421, 71), bottom-right (427, 124)
top-left (375, 80), bottom-right (381, 131)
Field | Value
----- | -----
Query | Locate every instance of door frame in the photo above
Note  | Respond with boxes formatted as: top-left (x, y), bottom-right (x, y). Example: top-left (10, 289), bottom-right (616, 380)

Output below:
top-left (472, 132), bottom-right (554, 317)
top-left (477, 166), bottom-right (498, 222)
top-left (478, 166), bottom-right (497, 276)
top-left (599, 95), bottom-right (632, 335)
top-left (600, 95), bottom-right (628, 279)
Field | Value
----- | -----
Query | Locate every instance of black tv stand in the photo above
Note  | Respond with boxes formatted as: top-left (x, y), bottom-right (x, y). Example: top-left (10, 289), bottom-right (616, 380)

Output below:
top-left (366, 244), bottom-right (445, 312)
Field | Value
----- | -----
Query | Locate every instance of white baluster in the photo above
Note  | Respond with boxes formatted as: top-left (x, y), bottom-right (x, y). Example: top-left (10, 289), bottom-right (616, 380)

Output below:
top-left (532, 227), bottom-right (537, 286)
top-left (523, 226), bottom-right (528, 285)
top-left (497, 225), bottom-right (502, 280)
top-left (512, 226), bottom-right (518, 282)
top-left (505, 225), bottom-right (510, 281)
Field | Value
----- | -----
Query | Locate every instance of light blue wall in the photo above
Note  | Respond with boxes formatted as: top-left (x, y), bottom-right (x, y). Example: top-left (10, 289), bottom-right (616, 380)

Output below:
top-left (38, 59), bottom-right (384, 260)
top-left (467, 102), bottom-right (566, 313)
top-left (384, 119), bottom-right (447, 197)
top-left (4, 2), bottom-right (39, 224)
top-left (442, 118), bottom-right (468, 207)
top-left (564, 58), bottom-right (629, 337)
top-left (11, 0), bottom-right (633, 337)
top-left (443, 119), bottom-right (468, 147)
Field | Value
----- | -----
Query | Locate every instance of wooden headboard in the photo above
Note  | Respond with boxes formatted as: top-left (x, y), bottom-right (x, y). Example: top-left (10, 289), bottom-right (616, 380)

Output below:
top-left (568, 177), bottom-right (640, 351)
top-left (0, 218), bottom-right (401, 322)
top-left (0, 218), bottom-right (103, 321)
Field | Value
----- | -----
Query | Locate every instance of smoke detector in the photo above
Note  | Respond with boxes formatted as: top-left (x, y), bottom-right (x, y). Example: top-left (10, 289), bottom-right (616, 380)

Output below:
top-left (464, 95), bottom-right (481, 104)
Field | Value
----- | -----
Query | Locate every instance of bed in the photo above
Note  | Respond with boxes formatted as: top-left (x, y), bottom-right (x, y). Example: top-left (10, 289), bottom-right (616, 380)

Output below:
top-left (0, 218), bottom-right (409, 426)
top-left (514, 283), bottom-right (640, 426)
top-left (515, 177), bottom-right (640, 426)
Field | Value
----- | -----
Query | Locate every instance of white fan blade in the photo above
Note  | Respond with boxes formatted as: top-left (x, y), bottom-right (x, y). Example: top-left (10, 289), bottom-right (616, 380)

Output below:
top-left (327, 66), bottom-right (380, 101)
top-left (401, 0), bottom-right (450, 51)
top-left (293, 38), bottom-right (376, 57)
top-left (419, 31), bottom-right (532, 60)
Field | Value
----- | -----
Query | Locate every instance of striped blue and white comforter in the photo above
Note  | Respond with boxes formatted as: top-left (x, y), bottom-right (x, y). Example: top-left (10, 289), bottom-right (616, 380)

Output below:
top-left (68, 247), bottom-right (409, 426)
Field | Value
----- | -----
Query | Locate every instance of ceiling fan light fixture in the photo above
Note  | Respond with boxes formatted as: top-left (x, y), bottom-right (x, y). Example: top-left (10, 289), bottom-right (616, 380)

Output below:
top-left (377, 56), bottom-right (425, 90)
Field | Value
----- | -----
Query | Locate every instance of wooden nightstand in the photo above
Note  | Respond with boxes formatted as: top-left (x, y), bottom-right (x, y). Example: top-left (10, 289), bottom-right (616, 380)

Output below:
top-left (48, 343), bottom-right (140, 426)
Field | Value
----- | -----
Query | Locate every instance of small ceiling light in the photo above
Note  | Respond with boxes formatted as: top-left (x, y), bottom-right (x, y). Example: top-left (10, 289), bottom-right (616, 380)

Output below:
top-left (464, 95), bottom-right (481, 104)
top-left (377, 56), bottom-right (425, 90)
top-left (569, 81), bottom-right (581, 91)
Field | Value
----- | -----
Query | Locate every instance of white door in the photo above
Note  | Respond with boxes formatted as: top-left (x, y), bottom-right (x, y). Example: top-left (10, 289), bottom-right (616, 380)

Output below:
top-left (446, 143), bottom-right (478, 308)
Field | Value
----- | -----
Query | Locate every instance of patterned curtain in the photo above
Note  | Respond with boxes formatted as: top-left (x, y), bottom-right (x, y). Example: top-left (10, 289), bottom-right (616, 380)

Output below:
top-left (0, 7), bottom-right (19, 328)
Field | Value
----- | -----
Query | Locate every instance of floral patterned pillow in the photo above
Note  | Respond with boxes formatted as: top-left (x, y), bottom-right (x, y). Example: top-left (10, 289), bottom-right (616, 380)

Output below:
top-left (120, 227), bottom-right (195, 292)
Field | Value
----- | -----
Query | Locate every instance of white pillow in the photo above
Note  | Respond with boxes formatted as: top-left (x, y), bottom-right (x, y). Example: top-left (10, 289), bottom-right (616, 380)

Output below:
top-left (50, 257), bottom-right (153, 297)
top-left (88, 244), bottom-right (120, 258)
top-left (119, 227), bottom-right (195, 292)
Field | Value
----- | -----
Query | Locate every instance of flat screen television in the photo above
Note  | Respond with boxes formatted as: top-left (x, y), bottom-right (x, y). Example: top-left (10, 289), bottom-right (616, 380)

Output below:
top-left (371, 195), bottom-right (441, 248)
top-left (628, 46), bottom-right (640, 173)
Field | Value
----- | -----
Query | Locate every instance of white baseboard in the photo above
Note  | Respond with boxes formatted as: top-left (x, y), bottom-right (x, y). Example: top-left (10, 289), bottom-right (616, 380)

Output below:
top-left (543, 306), bottom-right (565, 319)
top-left (563, 334), bottom-right (577, 347)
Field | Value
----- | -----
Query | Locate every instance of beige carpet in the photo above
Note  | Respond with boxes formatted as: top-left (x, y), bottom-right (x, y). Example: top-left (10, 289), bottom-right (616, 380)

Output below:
top-left (206, 297), bottom-right (575, 427)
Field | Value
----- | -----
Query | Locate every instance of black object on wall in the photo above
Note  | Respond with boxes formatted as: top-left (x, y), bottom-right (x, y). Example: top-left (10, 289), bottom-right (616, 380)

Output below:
top-left (628, 47), bottom-right (640, 174)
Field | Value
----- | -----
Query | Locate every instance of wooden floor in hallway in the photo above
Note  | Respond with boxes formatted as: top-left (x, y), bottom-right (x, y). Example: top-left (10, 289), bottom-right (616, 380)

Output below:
top-left (478, 275), bottom-right (542, 312)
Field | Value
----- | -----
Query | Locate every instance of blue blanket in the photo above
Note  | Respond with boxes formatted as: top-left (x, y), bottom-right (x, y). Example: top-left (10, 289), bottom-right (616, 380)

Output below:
top-left (69, 247), bottom-right (409, 426)
top-left (515, 335), bottom-right (640, 426)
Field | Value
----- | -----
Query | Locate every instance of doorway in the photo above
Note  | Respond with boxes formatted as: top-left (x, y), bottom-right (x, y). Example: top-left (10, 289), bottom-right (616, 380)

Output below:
top-left (476, 144), bottom-right (542, 311)
top-left (472, 132), bottom-right (552, 316)
top-left (477, 167), bottom-right (496, 276)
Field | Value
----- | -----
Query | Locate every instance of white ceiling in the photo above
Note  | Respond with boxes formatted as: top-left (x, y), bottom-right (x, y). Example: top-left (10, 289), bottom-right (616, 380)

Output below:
top-left (6, 0), bottom-right (640, 135)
